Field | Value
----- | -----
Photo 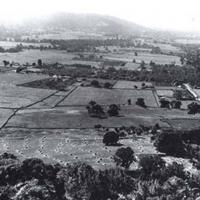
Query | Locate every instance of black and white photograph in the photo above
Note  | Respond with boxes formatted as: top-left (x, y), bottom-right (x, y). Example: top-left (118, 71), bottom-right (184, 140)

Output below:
top-left (0, 0), bottom-right (200, 199)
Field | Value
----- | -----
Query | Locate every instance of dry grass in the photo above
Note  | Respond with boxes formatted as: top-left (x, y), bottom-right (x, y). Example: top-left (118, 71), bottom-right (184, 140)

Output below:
top-left (0, 128), bottom-right (157, 170)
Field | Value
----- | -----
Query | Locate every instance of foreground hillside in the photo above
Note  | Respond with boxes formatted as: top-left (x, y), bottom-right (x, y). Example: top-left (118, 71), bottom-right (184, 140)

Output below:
top-left (1, 152), bottom-right (200, 200)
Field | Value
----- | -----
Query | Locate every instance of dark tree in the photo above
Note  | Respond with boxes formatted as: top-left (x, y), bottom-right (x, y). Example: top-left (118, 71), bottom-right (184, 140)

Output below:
top-left (173, 90), bottom-right (183, 100)
top-left (89, 100), bottom-right (97, 106)
top-left (141, 82), bottom-right (146, 89)
top-left (180, 56), bottom-right (185, 65)
top-left (91, 80), bottom-right (100, 87)
top-left (113, 147), bottom-right (136, 169)
top-left (104, 82), bottom-right (112, 89)
top-left (103, 131), bottom-right (119, 146)
top-left (3, 60), bottom-right (9, 67)
top-left (86, 102), bottom-right (105, 118)
top-left (171, 100), bottom-right (182, 109)
top-left (187, 102), bottom-right (200, 114)
top-left (149, 60), bottom-right (155, 67)
top-left (37, 59), bottom-right (42, 66)
top-left (139, 155), bottom-right (165, 178)
top-left (136, 98), bottom-right (147, 108)
top-left (154, 131), bottom-right (187, 156)
top-left (107, 104), bottom-right (120, 116)
top-left (127, 99), bottom-right (131, 105)
top-left (140, 60), bottom-right (145, 68)
top-left (0, 46), bottom-right (4, 52)
top-left (159, 98), bottom-right (170, 109)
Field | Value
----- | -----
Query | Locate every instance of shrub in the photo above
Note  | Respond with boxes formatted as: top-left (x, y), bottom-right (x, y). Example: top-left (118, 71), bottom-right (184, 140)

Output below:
top-left (160, 162), bottom-right (186, 181)
top-left (103, 131), bottom-right (119, 146)
top-left (136, 98), bottom-right (147, 108)
top-left (91, 80), bottom-right (100, 87)
top-left (170, 100), bottom-right (182, 109)
top-left (107, 104), bottom-right (120, 116)
top-left (58, 163), bottom-right (135, 200)
top-left (139, 155), bottom-right (165, 179)
top-left (188, 102), bottom-right (200, 114)
top-left (114, 147), bottom-right (136, 169)
top-left (86, 102), bottom-right (106, 118)
top-left (159, 98), bottom-right (170, 109)
top-left (104, 82), bottom-right (112, 89)
top-left (22, 158), bottom-right (46, 180)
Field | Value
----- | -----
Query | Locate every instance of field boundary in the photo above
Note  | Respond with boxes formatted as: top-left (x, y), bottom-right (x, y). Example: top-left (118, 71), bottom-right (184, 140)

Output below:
top-left (53, 86), bottom-right (78, 107)
top-left (0, 90), bottom-right (59, 130)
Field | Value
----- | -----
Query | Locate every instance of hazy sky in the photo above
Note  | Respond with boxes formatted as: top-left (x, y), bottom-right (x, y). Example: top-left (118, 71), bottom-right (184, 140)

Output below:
top-left (1, 0), bottom-right (200, 32)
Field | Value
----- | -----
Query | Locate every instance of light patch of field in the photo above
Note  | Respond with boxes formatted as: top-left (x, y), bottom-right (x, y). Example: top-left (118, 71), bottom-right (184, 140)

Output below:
top-left (156, 89), bottom-right (174, 98)
top-left (0, 128), bottom-right (157, 169)
top-left (113, 81), bottom-right (152, 89)
top-left (180, 101), bottom-right (196, 110)
top-left (193, 89), bottom-right (200, 98)
top-left (58, 87), bottom-right (158, 107)
top-left (104, 52), bottom-right (181, 65)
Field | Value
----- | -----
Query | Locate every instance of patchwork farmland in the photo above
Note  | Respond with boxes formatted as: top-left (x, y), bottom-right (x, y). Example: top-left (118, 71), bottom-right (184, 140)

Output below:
top-left (0, 69), bottom-right (199, 171)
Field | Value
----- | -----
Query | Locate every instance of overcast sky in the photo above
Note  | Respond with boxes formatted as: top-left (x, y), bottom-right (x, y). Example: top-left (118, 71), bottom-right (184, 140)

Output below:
top-left (1, 0), bottom-right (200, 32)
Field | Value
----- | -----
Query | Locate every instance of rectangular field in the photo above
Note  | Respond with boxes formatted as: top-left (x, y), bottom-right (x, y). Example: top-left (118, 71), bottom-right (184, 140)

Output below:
top-left (58, 87), bottom-right (158, 107)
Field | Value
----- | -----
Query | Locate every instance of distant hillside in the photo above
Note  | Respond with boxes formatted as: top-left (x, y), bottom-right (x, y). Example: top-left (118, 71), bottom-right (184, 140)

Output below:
top-left (40, 13), bottom-right (148, 34)
top-left (12, 13), bottom-right (151, 39)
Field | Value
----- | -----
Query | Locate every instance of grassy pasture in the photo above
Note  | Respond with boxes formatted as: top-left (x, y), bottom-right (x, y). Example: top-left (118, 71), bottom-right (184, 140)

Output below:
top-left (58, 86), bottom-right (158, 107)
top-left (7, 106), bottom-right (165, 129)
top-left (0, 49), bottom-right (100, 67)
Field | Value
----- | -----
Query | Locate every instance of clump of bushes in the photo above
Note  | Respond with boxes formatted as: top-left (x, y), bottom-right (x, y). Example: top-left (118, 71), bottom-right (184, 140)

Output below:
top-left (135, 98), bottom-right (147, 108)
top-left (188, 102), bottom-right (200, 114)
top-left (154, 131), bottom-right (187, 157)
top-left (114, 147), bottom-right (136, 169)
top-left (107, 104), bottom-right (120, 116)
top-left (103, 131), bottom-right (119, 146)
top-left (86, 101), bottom-right (106, 118)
